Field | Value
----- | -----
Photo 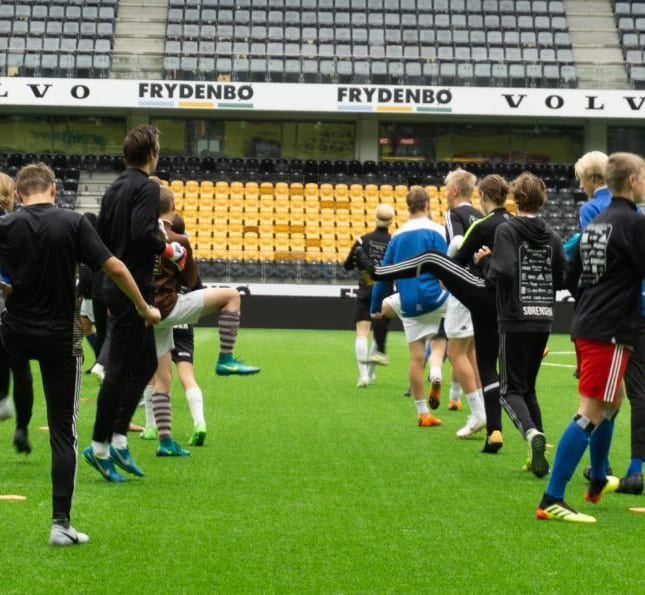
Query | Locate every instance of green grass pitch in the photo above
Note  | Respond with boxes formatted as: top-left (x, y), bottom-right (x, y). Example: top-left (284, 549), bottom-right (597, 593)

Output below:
top-left (1, 329), bottom-right (645, 593)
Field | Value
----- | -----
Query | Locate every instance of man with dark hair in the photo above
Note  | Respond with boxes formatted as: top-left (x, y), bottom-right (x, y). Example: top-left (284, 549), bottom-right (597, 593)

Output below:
top-left (0, 163), bottom-right (160, 545)
top-left (84, 125), bottom-right (186, 482)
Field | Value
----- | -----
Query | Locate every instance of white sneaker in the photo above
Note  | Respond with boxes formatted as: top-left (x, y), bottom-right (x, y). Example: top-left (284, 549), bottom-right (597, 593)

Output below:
top-left (368, 351), bottom-right (390, 366)
top-left (456, 415), bottom-right (487, 438)
top-left (0, 397), bottom-right (14, 421)
top-left (356, 377), bottom-right (369, 388)
top-left (49, 524), bottom-right (90, 546)
top-left (367, 374), bottom-right (376, 385)
top-left (90, 363), bottom-right (105, 384)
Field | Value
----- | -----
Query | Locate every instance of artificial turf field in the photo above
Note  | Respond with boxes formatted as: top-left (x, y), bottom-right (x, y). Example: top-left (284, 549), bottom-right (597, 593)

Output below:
top-left (2, 328), bottom-right (645, 593)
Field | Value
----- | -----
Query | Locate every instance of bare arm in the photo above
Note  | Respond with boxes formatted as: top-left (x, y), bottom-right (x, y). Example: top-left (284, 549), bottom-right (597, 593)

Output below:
top-left (102, 256), bottom-right (161, 324)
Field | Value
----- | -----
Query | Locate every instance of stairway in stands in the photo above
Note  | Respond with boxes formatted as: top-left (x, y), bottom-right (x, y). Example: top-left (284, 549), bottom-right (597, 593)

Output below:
top-left (564, 0), bottom-right (629, 88)
top-left (111, 0), bottom-right (167, 79)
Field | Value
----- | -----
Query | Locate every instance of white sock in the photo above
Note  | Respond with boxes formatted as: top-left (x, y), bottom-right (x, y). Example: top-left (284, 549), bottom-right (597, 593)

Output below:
top-left (415, 399), bottom-right (430, 415)
top-left (526, 427), bottom-right (541, 442)
top-left (449, 382), bottom-right (462, 402)
top-left (143, 385), bottom-right (156, 428)
top-left (91, 440), bottom-right (109, 459)
top-left (429, 365), bottom-right (442, 383)
top-left (111, 433), bottom-right (128, 450)
top-left (185, 386), bottom-right (205, 425)
top-left (355, 336), bottom-right (369, 379)
top-left (465, 390), bottom-right (485, 420)
top-left (367, 341), bottom-right (377, 379)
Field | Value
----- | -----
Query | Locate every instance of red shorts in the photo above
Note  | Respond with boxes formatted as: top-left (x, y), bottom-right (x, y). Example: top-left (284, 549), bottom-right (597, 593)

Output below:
top-left (575, 338), bottom-right (631, 403)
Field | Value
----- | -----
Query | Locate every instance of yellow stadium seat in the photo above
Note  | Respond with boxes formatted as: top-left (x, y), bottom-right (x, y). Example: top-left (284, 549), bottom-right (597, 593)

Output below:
top-left (349, 184), bottom-right (364, 201)
top-left (212, 237), bottom-right (228, 258)
top-left (200, 180), bottom-right (213, 194)
top-left (289, 182), bottom-right (304, 197)
top-left (291, 236), bottom-right (306, 259)
top-left (320, 208), bottom-right (335, 227)
top-left (320, 183), bottom-right (334, 201)
top-left (170, 180), bottom-right (184, 194)
top-left (215, 181), bottom-right (229, 199)
top-left (379, 184), bottom-right (393, 202)
top-left (185, 180), bottom-right (199, 194)
top-left (230, 181), bottom-right (244, 198)
top-left (334, 183), bottom-right (349, 201)
top-left (160, 179), bottom-right (169, 187)
top-left (304, 182), bottom-right (319, 199)
top-left (275, 182), bottom-right (289, 197)
top-left (336, 210), bottom-right (350, 226)
top-left (394, 184), bottom-right (408, 201)
top-left (260, 182), bottom-right (274, 196)
top-left (245, 181), bottom-right (259, 199)
top-left (365, 184), bottom-right (378, 200)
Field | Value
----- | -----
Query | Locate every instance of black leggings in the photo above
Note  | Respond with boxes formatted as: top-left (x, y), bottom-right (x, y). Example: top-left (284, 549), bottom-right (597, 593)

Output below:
top-left (624, 319), bottom-right (645, 460)
top-left (375, 250), bottom-right (502, 434)
top-left (498, 331), bottom-right (548, 437)
top-left (0, 335), bottom-right (34, 431)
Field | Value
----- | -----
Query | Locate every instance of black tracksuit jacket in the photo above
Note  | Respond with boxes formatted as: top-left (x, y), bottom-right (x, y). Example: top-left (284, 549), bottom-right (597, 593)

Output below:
top-left (570, 196), bottom-right (645, 347)
top-left (485, 215), bottom-right (567, 333)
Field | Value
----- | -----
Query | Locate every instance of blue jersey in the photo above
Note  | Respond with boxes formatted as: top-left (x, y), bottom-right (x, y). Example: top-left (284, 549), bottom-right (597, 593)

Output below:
top-left (579, 186), bottom-right (611, 229)
top-left (371, 217), bottom-right (448, 317)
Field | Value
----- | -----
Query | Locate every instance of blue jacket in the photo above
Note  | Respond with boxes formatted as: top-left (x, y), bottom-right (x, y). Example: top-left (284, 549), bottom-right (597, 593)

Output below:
top-left (579, 186), bottom-right (611, 229)
top-left (371, 217), bottom-right (448, 317)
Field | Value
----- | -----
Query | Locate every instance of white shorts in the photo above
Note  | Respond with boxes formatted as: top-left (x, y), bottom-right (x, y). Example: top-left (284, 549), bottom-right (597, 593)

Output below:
top-left (383, 292), bottom-right (447, 344)
top-left (154, 290), bottom-right (205, 357)
top-left (80, 298), bottom-right (94, 322)
top-left (444, 295), bottom-right (474, 339)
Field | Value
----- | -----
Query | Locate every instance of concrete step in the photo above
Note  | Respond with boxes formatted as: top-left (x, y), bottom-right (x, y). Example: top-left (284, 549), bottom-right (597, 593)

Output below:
top-left (113, 38), bottom-right (164, 52)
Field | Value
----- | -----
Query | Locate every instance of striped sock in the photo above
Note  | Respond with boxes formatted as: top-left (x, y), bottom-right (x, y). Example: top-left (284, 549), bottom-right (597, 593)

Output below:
top-left (152, 392), bottom-right (172, 440)
top-left (218, 309), bottom-right (240, 355)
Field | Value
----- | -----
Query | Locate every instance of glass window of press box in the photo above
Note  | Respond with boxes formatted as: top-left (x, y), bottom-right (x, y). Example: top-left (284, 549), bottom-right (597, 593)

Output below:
top-left (378, 123), bottom-right (584, 163)
top-left (0, 115), bottom-right (126, 155)
top-left (151, 118), bottom-right (356, 160)
top-left (607, 127), bottom-right (645, 157)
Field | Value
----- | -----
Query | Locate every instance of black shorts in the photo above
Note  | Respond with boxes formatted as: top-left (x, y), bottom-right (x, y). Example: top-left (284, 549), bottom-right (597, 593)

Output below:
top-left (354, 297), bottom-right (372, 323)
top-left (171, 325), bottom-right (194, 364)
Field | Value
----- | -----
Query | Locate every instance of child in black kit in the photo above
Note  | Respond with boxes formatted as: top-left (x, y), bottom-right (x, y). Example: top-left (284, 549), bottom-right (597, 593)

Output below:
top-left (478, 172), bottom-right (567, 478)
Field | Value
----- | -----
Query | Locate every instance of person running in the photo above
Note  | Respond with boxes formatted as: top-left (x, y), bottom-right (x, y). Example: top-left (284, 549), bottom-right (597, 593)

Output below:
top-left (371, 186), bottom-right (448, 427)
top-left (344, 203), bottom-right (394, 387)
top-left (478, 173), bottom-right (567, 477)
top-left (536, 152), bottom-right (645, 523)
top-left (373, 175), bottom-right (512, 453)
top-left (0, 163), bottom-right (160, 545)
top-left (151, 186), bottom-right (259, 456)
top-left (83, 125), bottom-right (185, 482)
top-left (443, 168), bottom-right (486, 437)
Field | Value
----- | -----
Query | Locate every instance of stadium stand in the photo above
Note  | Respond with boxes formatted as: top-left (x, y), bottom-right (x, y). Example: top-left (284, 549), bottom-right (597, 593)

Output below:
top-left (614, 1), bottom-right (645, 88)
top-left (162, 0), bottom-right (579, 87)
top-left (0, 0), bottom-right (116, 78)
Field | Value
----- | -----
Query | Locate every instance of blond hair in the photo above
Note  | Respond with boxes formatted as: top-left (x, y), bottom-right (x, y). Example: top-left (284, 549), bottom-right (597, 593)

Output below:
top-left (0, 172), bottom-right (14, 212)
top-left (574, 151), bottom-right (608, 184)
top-left (375, 203), bottom-right (394, 228)
top-left (159, 185), bottom-right (174, 215)
top-left (604, 152), bottom-right (645, 196)
top-left (444, 168), bottom-right (477, 198)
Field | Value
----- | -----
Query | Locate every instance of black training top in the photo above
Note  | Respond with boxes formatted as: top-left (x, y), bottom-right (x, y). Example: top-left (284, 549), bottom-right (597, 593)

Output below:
top-left (485, 216), bottom-right (567, 333)
top-left (445, 203), bottom-right (483, 243)
top-left (97, 168), bottom-right (165, 296)
top-left (0, 204), bottom-right (111, 338)
top-left (454, 206), bottom-right (512, 279)
top-left (570, 196), bottom-right (645, 347)
top-left (344, 227), bottom-right (391, 300)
